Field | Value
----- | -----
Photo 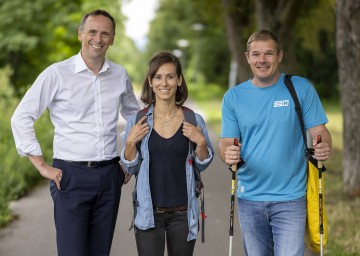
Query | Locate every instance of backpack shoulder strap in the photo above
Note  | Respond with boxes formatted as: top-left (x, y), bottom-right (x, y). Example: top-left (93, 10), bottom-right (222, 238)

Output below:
top-left (129, 108), bottom-right (149, 231)
top-left (135, 107), bottom-right (149, 151)
top-left (136, 107), bottom-right (149, 124)
top-left (182, 106), bottom-right (202, 183)
top-left (182, 106), bottom-right (197, 152)
top-left (284, 74), bottom-right (309, 156)
top-left (182, 106), bottom-right (206, 242)
top-left (182, 106), bottom-right (196, 125)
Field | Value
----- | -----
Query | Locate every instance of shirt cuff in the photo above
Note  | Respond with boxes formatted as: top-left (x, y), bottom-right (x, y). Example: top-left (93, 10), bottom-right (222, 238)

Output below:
top-left (16, 143), bottom-right (43, 157)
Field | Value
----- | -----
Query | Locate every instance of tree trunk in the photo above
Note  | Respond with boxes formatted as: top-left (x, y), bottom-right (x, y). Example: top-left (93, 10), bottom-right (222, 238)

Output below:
top-left (222, 0), bottom-right (314, 83)
top-left (255, 0), bottom-right (311, 75)
top-left (221, 0), bottom-right (253, 84)
top-left (336, 0), bottom-right (360, 196)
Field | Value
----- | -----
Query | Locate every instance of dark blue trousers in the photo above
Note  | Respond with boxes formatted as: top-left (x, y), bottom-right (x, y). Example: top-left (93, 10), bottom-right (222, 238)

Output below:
top-left (50, 159), bottom-right (124, 256)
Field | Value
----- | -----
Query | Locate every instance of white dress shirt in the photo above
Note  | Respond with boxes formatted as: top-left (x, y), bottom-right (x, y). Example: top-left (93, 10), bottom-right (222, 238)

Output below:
top-left (11, 53), bottom-right (139, 161)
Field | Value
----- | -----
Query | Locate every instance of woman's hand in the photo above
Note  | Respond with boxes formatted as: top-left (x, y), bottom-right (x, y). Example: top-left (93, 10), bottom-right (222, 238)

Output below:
top-left (124, 116), bottom-right (149, 161)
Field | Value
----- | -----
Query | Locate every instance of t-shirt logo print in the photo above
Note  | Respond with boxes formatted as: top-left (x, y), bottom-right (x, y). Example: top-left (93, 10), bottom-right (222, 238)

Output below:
top-left (273, 100), bottom-right (289, 108)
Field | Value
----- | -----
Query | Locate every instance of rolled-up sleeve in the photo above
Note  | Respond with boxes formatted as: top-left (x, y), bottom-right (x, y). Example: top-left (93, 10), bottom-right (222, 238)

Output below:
top-left (11, 68), bottom-right (56, 157)
top-left (120, 113), bottom-right (141, 175)
top-left (119, 74), bottom-right (140, 120)
top-left (194, 113), bottom-right (214, 171)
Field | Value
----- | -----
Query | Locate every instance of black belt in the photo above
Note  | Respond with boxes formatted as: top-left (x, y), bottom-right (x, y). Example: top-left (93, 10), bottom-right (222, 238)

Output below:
top-left (62, 157), bottom-right (120, 167)
top-left (154, 206), bottom-right (188, 213)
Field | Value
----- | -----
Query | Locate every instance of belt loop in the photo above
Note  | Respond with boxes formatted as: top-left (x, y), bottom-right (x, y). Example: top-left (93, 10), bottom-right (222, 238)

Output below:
top-left (155, 207), bottom-right (165, 213)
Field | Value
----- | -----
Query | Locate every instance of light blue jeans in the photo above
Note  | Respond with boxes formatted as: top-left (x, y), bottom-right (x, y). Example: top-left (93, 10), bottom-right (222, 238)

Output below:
top-left (237, 196), bottom-right (306, 256)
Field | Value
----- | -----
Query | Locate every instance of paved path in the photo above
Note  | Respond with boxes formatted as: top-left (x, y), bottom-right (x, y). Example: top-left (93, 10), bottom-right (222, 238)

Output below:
top-left (0, 104), bottom-right (245, 256)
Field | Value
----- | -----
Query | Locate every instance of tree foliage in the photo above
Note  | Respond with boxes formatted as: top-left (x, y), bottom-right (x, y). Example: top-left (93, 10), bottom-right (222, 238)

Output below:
top-left (0, 0), bottom-right (83, 94)
top-left (295, 0), bottom-right (338, 99)
top-left (0, 0), bottom-right (140, 93)
top-left (146, 0), bottom-right (339, 98)
top-left (146, 0), bottom-right (231, 86)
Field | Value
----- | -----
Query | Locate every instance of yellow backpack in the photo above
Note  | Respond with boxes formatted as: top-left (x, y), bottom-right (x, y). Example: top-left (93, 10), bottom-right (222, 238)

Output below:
top-left (284, 75), bottom-right (328, 254)
top-left (306, 154), bottom-right (328, 252)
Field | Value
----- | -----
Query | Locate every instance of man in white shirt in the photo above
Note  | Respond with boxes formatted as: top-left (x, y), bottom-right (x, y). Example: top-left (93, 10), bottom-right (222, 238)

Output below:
top-left (11, 9), bottom-right (139, 256)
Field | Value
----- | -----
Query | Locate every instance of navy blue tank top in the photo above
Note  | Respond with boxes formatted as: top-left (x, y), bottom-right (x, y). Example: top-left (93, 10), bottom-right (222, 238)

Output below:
top-left (148, 124), bottom-right (189, 207)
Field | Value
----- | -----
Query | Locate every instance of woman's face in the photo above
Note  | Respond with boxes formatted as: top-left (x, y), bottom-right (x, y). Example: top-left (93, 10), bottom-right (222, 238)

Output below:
top-left (149, 62), bottom-right (182, 103)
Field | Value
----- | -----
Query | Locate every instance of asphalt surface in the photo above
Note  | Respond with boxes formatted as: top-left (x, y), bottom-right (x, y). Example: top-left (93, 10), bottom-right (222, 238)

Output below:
top-left (0, 104), bottom-right (245, 256)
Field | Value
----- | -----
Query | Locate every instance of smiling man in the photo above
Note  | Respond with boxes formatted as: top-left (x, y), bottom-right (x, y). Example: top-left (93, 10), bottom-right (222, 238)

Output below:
top-left (11, 9), bottom-right (139, 256)
top-left (219, 30), bottom-right (332, 256)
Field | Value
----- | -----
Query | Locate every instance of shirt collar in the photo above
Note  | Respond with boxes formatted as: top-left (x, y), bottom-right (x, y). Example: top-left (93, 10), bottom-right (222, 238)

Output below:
top-left (75, 52), bottom-right (110, 74)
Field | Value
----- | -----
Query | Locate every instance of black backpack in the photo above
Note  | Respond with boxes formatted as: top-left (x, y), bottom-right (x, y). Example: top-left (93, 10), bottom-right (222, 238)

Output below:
top-left (130, 106), bottom-right (206, 242)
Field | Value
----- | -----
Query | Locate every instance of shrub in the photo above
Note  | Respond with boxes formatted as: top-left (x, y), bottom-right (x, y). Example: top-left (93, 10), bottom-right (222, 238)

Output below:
top-left (0, 67), bottom-right (53, 226)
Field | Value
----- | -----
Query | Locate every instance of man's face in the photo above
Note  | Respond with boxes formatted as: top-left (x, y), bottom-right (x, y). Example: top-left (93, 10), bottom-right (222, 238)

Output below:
top-left (245, 39), bottom-right (283, 87)
top-left (78, 15), bottom-right (114, 63)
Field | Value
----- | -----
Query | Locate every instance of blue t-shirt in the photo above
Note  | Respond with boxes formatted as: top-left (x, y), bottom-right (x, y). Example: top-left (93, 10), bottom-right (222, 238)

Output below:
top-left (221, 73), bottom-right (328, 201)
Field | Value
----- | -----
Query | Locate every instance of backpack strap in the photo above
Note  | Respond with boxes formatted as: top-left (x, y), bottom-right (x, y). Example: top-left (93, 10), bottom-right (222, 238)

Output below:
top-left (182, 106), bottom-right (206, 242)
top-left (136, 106), bottom-right (201, 182)
top-left (284, 75), bottom-right (310, 157)
top-left (182, 106), bottom-right (197, 158)
top-left (181, 107), bottom-right (202, 194)
top-left (135, 107), bottom-right (149, 161)
top-left (135, 107), bottom-right (149, 123)
top-left (129, 107), bottom-right (149, 231)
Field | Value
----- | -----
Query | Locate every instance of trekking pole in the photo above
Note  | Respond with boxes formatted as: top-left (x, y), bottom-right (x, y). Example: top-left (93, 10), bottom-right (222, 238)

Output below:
top-left (228, 139), bottom-right (239, 256)
top-left (317, 135), bottom-right (324, 256)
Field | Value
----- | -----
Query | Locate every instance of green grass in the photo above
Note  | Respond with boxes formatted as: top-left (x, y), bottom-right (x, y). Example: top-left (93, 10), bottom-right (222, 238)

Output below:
top-left (188, 83), bottom-right (360, 255)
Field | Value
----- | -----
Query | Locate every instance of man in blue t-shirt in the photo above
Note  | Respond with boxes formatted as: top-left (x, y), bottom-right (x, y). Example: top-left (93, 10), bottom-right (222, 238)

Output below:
top-left (219, 29), bottom-right (332, 256)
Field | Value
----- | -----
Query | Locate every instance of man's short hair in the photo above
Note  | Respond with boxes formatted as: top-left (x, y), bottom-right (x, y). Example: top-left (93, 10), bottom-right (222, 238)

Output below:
top-left (79, 9), bottom-right (116, 35)
top-left (246, 30), bottom-right (281, 53)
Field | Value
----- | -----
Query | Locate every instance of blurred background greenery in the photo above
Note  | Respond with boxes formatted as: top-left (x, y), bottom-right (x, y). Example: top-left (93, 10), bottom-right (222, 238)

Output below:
top-left (0, 0), bottom-right (359, 254)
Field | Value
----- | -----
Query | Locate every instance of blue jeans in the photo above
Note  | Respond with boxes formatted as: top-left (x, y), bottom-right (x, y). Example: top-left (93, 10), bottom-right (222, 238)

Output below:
top-left (237, 197), bottom-right (306, 256)
top-left (134, 210), bottom-right (196, 256)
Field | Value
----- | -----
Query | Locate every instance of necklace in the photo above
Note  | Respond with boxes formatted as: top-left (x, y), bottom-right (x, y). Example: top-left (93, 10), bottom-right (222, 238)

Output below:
top-left (154, 108), bottom-right (179, 126)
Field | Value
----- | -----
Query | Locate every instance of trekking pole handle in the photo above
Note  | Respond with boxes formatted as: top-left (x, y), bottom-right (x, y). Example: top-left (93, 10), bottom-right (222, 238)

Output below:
top-left (317, 135), bottom-right (323, 169)
top-left (231, 139), bottom-right (239, 172)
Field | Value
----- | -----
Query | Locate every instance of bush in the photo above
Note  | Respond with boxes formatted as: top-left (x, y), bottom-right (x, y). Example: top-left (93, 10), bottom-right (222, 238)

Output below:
top-left (0, 67), bottom-right (53, 226)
